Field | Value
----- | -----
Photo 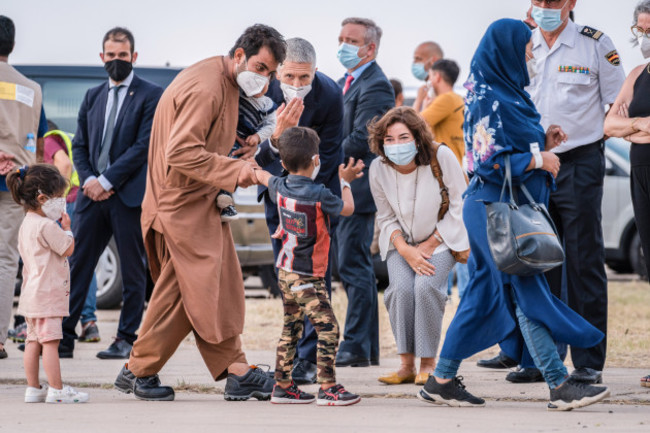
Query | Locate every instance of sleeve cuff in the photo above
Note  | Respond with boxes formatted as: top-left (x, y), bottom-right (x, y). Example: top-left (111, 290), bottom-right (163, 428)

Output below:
top-left (83, 175), bottom-right (97, 187)
top-left (98, 175), bottom-right (113, 191)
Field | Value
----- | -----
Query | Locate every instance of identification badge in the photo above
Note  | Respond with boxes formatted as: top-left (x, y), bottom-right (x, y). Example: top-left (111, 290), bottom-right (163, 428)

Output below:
top-left (0, 81), bottom-right (35, 107)
top-left (279, 207), bottom-right (308, 238)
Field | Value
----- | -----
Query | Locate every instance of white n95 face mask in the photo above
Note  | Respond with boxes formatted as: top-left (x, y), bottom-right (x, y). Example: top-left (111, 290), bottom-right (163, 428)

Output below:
top-left (280, 82), bottom-right (312, 102)
top-left (236, 58), bottom-right (269, 97)
top-left (42, 197), bottom-right (66, 221)
top-left (640, 36), bottom-right (650, 59)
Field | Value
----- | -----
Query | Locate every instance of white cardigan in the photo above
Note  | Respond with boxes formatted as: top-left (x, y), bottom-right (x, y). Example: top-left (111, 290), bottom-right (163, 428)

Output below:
top-left (369, 145), bottom-right (470, 261)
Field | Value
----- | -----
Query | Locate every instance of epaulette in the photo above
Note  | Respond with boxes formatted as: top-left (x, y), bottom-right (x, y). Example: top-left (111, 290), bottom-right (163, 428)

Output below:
top-left (580, 26), bottom-right (603, 41)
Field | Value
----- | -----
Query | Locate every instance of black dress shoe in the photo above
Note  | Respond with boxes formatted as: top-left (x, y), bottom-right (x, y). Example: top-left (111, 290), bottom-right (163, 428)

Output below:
top-left (134, 376), bottom-right (175, 401)
top-left (476, 351), bottom-right (518, 369)
top-left (97, 338), bottom-right (132, 360)
top-left (292, 359), bottom-right (317, 385)
top-left (371, 357), bottom-right (380, 366)
top-left (335, 351), bottom-right (370, 368)
top-left (570, 367), bottom-right (603, 384)
top-left (114, 364), bottom-right (137, 393)
top-left (506, 367), bottom-right (544, 383)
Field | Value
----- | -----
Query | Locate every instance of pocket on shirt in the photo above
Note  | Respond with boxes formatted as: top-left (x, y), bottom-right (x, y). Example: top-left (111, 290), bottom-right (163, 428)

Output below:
top-left (556, 73), bottom-right (591, 86)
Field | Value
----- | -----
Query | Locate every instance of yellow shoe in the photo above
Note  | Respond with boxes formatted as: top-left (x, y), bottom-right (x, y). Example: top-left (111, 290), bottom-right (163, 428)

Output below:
top-left (378, 372), bottom-right (416, 385)
top-left (415, 372), bottom-right (431, 385)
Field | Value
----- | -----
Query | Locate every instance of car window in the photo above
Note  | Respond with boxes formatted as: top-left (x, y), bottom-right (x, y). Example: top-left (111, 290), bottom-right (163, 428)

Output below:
top-left (605, 137), bottom-right (631, 162)
top-left (39, 78), bottom-right (104, 133)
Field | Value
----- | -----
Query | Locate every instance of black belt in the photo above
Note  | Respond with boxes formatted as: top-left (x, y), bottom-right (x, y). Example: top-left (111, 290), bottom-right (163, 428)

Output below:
top-left (556, 139), bottom-right (604, 163)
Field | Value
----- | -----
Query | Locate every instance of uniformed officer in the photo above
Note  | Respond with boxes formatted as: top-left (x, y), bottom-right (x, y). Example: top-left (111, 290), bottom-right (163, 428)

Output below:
top-left (526, 0), bottom-right (626, 384)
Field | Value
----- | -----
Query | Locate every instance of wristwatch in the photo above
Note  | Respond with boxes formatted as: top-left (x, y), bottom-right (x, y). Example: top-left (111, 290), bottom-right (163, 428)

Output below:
top-left (340, 179), bottom-right (351, 190)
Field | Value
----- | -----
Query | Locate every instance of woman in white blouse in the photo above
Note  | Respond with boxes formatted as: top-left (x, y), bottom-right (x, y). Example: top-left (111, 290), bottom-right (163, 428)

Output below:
top-left (368, 107), bottom-right (469, 385)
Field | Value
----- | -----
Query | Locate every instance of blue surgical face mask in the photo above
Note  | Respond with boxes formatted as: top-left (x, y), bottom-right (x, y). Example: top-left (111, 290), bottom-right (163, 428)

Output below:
top-left (411, 63), bottom-right (428, 81)
top-left (384, 141), bottom-right (418, 166)
top-left (337, 42), bottom-right (365, 70)
top-left (531, 0), bottom-right (569, 32)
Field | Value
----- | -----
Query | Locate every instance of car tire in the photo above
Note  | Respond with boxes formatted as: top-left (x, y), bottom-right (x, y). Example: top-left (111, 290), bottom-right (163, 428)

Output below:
top-left (95, 238), bottom-right (123, 309)
top-left (629, 231), bottom-right (648, 281)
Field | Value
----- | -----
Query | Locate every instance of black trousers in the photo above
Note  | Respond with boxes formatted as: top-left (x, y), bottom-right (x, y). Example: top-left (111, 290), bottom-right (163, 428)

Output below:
top-left (335, 212), bottom-right (379, 360)
top-left (62, 195), bottom-right (147, 349)
top-left (545, 143), bottom-right (608, 371)
top-left (631, 165), bottom-right (650, 276)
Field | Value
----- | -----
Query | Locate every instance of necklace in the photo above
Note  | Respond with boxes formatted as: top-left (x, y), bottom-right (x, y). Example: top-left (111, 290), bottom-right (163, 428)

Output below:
top-left (395, 167), bottom-right (418, 244)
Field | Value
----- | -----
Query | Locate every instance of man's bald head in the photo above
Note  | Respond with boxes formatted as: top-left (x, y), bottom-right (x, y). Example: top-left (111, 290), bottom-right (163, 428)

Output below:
top-left (415, 41), bottom-right (443, 61)
top-left (412, 41), bottom-right (444, 81)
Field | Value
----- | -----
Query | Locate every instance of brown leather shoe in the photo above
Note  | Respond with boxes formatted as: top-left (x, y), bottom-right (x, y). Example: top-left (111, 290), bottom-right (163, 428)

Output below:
top-left (378, 372), bottom-right (416, 385)
top-left (415, 372), bottom-right (430, 385)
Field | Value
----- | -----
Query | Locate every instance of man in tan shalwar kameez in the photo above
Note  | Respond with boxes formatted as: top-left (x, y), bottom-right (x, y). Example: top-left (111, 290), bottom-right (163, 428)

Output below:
top-left (113, 24), bottom-right (303, 402)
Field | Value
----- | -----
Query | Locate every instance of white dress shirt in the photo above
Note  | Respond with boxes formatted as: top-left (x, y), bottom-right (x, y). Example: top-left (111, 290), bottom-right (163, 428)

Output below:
top-left (526, 21), bottom-right (626, 152)
top-left (85, 70), bottom-right (134, 191)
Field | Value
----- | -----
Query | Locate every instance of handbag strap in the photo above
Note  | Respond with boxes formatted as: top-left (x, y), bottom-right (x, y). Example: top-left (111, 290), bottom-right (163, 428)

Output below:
top-left (429, 142), bottom-right (449, 222)
top-left (500, 154), bottom-right (542, 208)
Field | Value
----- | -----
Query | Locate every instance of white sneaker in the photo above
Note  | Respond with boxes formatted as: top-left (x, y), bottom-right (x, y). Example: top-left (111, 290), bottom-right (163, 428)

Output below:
top-left (25, 385), bottom-right (48, 403)
top-left (45, 385), bottom-right (89, 403)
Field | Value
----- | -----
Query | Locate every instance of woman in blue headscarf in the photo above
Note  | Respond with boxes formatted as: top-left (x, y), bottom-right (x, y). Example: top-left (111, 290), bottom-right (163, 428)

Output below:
top-left (417, 18), bottom-right (610, 411)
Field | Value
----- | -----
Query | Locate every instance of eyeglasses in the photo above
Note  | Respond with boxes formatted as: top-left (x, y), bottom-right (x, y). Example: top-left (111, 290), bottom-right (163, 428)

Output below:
top-left (631, 25), bottom-right (650, 38)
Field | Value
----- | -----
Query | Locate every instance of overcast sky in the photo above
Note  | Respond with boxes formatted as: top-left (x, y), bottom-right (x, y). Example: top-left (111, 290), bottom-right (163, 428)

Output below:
top-left (3, 0), bottom-right (645, 91)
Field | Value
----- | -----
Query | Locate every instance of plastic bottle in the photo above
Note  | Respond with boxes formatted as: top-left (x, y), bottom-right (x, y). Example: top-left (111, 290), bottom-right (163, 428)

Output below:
top-left (25, 133), bottom-right (36, 153)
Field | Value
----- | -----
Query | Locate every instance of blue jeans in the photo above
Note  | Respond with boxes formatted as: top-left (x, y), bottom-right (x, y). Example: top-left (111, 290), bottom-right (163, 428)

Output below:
top-left (67, 201), bottom-right (98, 324)
top-left (447, 262), bottom-right (469, 298)
top-left (435, 288), bottom-right (568, 389)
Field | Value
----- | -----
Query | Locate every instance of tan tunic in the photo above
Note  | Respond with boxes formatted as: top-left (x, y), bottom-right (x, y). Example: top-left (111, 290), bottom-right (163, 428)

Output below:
top-left (142, 56), bottom-right (248, 345)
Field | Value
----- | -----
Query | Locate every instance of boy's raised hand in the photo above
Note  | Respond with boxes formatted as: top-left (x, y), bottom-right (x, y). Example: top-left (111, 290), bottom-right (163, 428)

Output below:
top-left (339, 157), bottom-right (365, 183)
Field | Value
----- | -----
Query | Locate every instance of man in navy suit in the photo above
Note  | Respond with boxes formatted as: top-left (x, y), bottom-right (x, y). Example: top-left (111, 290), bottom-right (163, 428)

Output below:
top-left (334, 17), bottom-right (394, 367)
top-left (60, 27), bottom-right (163, 359)
top-left (251, 37), bottom-right (344, 384)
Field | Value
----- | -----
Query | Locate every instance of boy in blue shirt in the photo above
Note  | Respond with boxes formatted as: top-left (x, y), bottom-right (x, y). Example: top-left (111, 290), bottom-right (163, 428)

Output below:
top-left (255, 126), bottom-right (363, 406)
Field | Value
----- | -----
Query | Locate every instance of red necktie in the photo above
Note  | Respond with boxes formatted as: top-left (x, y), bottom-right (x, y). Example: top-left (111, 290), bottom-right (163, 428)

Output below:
top-left (343, 75), bottom-right (354, 94)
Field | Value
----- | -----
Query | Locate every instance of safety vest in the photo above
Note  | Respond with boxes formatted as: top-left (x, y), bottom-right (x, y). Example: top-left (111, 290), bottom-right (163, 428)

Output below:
top-left (44, 130), bottom-right (80, 195)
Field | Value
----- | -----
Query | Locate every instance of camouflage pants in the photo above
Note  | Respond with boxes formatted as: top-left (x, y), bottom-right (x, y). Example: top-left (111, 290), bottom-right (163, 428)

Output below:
top-left (275, 269), bottom-right (340, 384)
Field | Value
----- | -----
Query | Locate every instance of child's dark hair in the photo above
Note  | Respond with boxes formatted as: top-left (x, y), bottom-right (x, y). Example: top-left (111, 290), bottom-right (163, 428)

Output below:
top-left (278, 127), bottom-right (320, 172)
top-left (6, 164), bottom-right (68, 211)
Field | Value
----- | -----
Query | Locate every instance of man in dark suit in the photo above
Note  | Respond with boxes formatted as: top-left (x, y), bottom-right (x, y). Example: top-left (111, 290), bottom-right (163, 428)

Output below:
top-left (335, 17), bottom-right (394, 367)
top-left (251, 37), bottom-right (344, 384)
top-left (60, 27), bottom-right (163, 359)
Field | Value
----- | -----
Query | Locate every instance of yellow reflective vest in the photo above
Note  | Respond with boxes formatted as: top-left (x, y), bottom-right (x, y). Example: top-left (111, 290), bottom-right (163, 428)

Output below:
top-left (43, 130), bottom-right (79, 195)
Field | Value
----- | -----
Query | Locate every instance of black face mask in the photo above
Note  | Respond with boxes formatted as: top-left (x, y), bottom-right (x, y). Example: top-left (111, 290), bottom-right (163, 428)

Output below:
top-left (104, 59), bottom-right (133, 82)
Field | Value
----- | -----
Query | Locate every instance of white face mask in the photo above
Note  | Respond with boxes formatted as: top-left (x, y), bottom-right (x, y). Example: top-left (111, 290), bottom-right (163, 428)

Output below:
top-left (310, 155), bottom-right (321, 180)
top-left (640, 36), bottom-right (650, 59)
top-left (236, 57), bottom-right (269, 97)
top-left (526, 55), bottom-right (538, 81)
top-left (280, 82), bottom-right (312, 102)
top-left (41, 197), bottom-right (66, 221)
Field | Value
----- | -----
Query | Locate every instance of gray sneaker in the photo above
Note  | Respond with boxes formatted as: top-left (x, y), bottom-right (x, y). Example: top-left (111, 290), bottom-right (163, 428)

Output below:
top-left (418, 376), bottom-right (485, 407)
top-left (548, 378), bottom-right (610, 411)
top-left (79, 321), bottom-right (101, 343)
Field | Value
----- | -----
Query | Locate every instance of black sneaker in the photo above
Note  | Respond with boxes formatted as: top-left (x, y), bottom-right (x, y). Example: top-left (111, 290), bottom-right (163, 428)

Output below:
top-left (316, 384), bottom-right (361, 406)
top-left (292, 359), bottom-right (317, 385)
top-left (548, 377), bottom-right (610, 411)
top-left (220, 205), bottom-right (239, 222)
top-left (271, 381), bottom-right (315, 404)
top-left (418, 376), bottom-right (485, 407)
top-left (224, 365), bottom-right (275, 401)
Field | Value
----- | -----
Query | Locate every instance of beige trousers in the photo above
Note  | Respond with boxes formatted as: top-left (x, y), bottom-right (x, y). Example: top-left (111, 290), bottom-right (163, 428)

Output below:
top-left (0, 192), bottom-right (24, 344)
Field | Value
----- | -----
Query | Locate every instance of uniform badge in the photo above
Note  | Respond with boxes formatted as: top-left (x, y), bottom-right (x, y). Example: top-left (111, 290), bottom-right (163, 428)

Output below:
top-left (580, 26), bottom-right (603, 41)
top-left (605, 50), bottom-right (621, 66)
top-left (558, 65), bottom-right (590, 74)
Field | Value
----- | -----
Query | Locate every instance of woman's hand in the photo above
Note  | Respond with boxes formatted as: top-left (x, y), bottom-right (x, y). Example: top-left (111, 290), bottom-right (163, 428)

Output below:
top-left (545, 125), bottom-right (567, 152)
top-left (541, 151), bottom-right (561, 178)
top-left (398, 244), bottom-right (436, 276)
top-left (416, 236), bottom-right (441, 260)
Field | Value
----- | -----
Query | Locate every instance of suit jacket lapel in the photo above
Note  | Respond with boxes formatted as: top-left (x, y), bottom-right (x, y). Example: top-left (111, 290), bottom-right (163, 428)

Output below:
top-left (342, 62), bottom-right (376, 103)
top-left (113, 75), bottom-right (140, 135)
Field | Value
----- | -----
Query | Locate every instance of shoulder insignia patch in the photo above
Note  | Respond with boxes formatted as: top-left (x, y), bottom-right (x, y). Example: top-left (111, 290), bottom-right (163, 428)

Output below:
top-left (580, 26), bottom-right (603, 41)
top-left (605, 50), bottom-right (621, 66)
